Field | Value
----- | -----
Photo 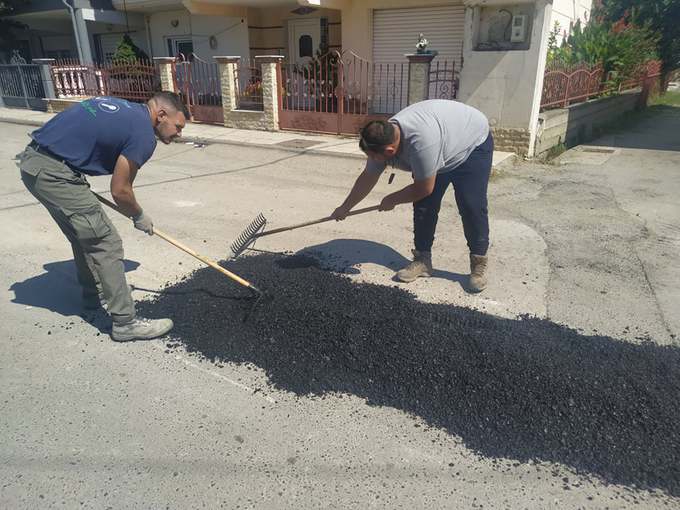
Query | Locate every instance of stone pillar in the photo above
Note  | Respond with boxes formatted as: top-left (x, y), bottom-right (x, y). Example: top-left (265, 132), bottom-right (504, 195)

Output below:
top-left (406, 52), bottom-right (437, 105)
top-left (255, 55), bottom-right (284, 131)
top-left (154, 57), bottom-right (177, 93)
top-left (32, 58), bottom-right (56, 99)
top-left (214, 56), bottom-right (240, 119)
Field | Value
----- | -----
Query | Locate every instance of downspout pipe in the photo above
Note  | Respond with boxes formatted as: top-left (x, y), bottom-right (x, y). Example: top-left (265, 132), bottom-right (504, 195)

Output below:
top-left (61, 0), bottom-right (85, 62)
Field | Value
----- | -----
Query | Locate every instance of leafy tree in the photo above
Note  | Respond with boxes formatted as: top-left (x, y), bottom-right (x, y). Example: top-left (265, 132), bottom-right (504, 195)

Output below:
top-left (546, 21), bottom-right (562, 64)
top-left (597, 0), bottom-right (680, 72)
top-left (112, 34), bottom-right (149, 63)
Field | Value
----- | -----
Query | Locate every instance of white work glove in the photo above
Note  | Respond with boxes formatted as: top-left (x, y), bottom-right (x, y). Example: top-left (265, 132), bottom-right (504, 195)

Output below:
top-left (133, 210), bottom-right (154, 235)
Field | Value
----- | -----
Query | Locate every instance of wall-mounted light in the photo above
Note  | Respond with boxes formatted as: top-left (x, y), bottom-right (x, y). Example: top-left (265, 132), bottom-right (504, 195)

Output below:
top-left (171, 19), bottom-right (179, 28)
top-left (209, 36), bottom-right (218, 49)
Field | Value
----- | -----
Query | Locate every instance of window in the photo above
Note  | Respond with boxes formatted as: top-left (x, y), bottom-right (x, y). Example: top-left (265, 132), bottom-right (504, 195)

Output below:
top-left (167, 38), bottom-right (194, 60)
top-left (320, 17), bottom-right (329, 52)
top-left (299, 35), bottom-right (313, 58)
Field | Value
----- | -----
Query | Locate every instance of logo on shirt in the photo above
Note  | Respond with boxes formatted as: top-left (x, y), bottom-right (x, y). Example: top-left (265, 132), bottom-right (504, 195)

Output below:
top-left (97, 101), bottom-right (120, 114)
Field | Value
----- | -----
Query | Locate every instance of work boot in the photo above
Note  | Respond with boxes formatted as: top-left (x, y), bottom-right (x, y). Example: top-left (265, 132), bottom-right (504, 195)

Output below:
top-left (111, 317), bottom-right (174, 342)
top-left (468, 254), bottom-right (488, 293)
top-left (396, 249), bottom-right (433, 283)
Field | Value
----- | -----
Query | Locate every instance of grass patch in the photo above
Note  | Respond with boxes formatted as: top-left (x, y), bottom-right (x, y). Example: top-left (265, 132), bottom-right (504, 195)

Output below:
top-left (651, 90), bottom-right (680, 107)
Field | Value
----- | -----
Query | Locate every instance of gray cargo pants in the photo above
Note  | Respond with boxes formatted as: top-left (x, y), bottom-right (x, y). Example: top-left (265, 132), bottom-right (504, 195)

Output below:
top-left (17, 146), bottom-right (136, 324)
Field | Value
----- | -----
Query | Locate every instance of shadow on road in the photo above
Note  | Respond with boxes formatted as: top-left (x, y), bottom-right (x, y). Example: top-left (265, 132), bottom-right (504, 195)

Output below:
top-left (292, 238), bottom-right (467, 287)
top-left (138, 253), bottom-right (680, 497)
top-left (9, 259), bottom-right (140, 320)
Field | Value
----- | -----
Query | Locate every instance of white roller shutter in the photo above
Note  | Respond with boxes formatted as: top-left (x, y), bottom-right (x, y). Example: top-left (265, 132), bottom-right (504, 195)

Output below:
top-left (372, 5), bottom-right (465, 64)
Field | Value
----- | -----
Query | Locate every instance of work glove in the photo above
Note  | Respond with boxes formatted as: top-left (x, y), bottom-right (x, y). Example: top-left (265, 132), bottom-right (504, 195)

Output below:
top-left (133, 210), bottom-right (154, 235)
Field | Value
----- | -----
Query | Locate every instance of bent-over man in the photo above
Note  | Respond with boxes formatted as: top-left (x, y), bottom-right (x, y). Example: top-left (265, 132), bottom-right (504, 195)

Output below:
top-left (17, 92), bottom-right (189, 341)
top-left (331, 99), bottom-right (493, 292)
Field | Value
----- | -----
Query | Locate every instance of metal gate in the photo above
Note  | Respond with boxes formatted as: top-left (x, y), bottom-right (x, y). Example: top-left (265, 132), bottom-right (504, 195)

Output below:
top-left (174, 55), bottom-right (223, 124)
top-left (279, 50), bottom-right (407, 135)
top-left (0, 64), bottom-right (46, 110)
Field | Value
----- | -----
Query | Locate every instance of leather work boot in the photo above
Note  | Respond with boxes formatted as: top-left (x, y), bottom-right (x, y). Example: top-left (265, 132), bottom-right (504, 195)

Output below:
top-left (112, 318), bottom-right (174, 342)
top-left (468, 254), bottom-right (488, 293)
top-left (396, 250), bottom-right (433, 283)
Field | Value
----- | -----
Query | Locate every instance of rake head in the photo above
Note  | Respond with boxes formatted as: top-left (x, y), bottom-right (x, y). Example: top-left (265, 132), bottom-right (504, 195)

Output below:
top-left (230, 212), bottom-right (267, 259)
top-left (242, 283), bottom-right (274, 323)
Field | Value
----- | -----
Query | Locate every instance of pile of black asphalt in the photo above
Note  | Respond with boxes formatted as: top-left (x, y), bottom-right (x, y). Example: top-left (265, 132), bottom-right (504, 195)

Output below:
top-left (137, 252), bottom-right (680, 497)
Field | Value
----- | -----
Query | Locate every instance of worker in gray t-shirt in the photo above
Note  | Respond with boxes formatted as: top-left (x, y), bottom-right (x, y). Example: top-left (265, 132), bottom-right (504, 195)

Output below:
top-left (330, 99), bottom-right (493, 292)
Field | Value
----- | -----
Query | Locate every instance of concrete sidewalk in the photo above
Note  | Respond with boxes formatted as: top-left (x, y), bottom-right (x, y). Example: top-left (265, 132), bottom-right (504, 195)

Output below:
top-left (0, 106), bottom-right (516, 167)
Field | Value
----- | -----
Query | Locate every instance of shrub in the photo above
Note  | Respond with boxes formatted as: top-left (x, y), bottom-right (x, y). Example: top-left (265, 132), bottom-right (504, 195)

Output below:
top-left (548, 16), bottom-right (659, 90)
top-left (113, 34), bottom-right (149, 64)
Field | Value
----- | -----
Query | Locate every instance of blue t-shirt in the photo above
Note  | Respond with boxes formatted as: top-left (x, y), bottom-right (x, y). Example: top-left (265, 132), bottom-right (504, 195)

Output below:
top-left (31, 97), bottom-right (157, 176)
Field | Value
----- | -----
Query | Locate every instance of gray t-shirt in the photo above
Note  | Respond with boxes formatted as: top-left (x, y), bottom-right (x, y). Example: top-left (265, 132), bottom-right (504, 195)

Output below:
top-left (366, 99), bottom-right (489, 180)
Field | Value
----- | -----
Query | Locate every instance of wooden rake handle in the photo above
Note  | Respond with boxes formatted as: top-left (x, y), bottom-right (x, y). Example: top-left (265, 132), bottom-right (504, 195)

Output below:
top-left (256, 205), bottom-right (381, 238)
top-left (93, 192), bottom-right (261, 294)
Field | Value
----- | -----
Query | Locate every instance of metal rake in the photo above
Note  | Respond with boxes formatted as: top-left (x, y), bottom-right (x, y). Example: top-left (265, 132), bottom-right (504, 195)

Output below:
top-left (229, 205), bottom-right (381, 260)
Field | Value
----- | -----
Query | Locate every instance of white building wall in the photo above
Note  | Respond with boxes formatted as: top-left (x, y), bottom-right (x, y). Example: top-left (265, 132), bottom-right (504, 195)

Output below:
top-left (148, 9), bottom-right (249, 61)
top-left (550, 0), bottom-right (593, 42)
top-left (458, 0), bottom-right (553, 156)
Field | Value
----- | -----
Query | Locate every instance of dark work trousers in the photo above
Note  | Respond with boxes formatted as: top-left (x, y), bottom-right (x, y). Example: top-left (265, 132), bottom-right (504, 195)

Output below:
top-left (17, 145), bottom-right (136, 324)
top-left (413, 133), bottom-right (493, 256)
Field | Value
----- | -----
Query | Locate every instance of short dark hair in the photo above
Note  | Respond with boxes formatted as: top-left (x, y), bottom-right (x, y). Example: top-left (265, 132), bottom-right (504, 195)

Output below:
top-left (359, 120), bottom-right (396, 153)
top-left (151, 91), bottom-right (190, 120)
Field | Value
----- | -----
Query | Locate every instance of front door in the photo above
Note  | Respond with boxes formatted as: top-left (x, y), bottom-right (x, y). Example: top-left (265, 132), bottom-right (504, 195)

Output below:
top-left (288, 18), bottom-right (320, 65)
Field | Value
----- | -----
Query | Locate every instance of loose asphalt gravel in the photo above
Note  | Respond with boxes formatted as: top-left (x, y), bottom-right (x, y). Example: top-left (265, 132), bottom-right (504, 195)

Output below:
top-left (136, 252), bottom-right (680, 497)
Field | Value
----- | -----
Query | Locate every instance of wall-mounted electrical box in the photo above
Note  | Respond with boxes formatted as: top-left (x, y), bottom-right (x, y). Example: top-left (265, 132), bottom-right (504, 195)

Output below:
top-left (510, 15), bottom-right (529, 43)
top-left (474, 5), bottom-right (533, 51)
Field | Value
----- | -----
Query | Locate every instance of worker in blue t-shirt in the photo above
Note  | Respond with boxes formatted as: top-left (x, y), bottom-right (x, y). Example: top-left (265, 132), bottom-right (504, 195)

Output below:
top-left (16, 92), bottom-right (190, 342)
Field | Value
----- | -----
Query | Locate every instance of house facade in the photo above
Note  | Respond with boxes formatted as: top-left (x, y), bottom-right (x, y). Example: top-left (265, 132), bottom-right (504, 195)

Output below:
top-left (4, 0), bottom-right (592, 156)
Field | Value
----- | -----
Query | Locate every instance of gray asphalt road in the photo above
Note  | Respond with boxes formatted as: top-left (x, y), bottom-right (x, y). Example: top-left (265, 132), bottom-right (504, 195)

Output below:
top-left (1, 112), bottom-right (678, 509)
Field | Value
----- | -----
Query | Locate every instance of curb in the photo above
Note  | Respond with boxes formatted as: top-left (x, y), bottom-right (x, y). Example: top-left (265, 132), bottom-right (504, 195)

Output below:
top-left (178, 134), bottom-right (366, 161)
top-left (492, 153), bottom-right (518, 172)
top-left (0, 116), bottom-right (46, 128)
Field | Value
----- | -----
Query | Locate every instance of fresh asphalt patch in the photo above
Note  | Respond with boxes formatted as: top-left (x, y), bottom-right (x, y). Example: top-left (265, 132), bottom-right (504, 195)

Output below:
top-left (136, 253), bottom-right (680, 497)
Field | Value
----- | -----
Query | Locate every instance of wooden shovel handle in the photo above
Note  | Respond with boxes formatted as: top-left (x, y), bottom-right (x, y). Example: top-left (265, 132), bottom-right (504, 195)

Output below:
top-left (93, 192), bottom-right (260, 293)
top-left (256, 205), bottom-right (381, 238)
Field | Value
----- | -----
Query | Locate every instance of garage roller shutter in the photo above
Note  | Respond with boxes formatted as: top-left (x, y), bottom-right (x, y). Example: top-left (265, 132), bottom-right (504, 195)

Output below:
top-left (372, 5), bottom-right (465, 64)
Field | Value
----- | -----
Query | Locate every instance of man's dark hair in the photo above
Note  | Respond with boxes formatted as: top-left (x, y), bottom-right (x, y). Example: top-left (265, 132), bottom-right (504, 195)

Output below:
top-left (151, 91), bottom-right (190, 120)
top-left (359, 120), bottom-right (396, 153)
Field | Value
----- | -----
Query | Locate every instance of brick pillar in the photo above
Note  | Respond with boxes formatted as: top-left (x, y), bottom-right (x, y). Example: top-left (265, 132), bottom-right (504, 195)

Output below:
top-left (255, 55), bottom-right (284, 131)
top-left (214, 56), bottom-right (240, 123)
top-left (406, 52), bottom-right (437, 105)
top-left (153, 57), bottom-right (177, 93)
top-left (32, 58), bottom-right (56, 99)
